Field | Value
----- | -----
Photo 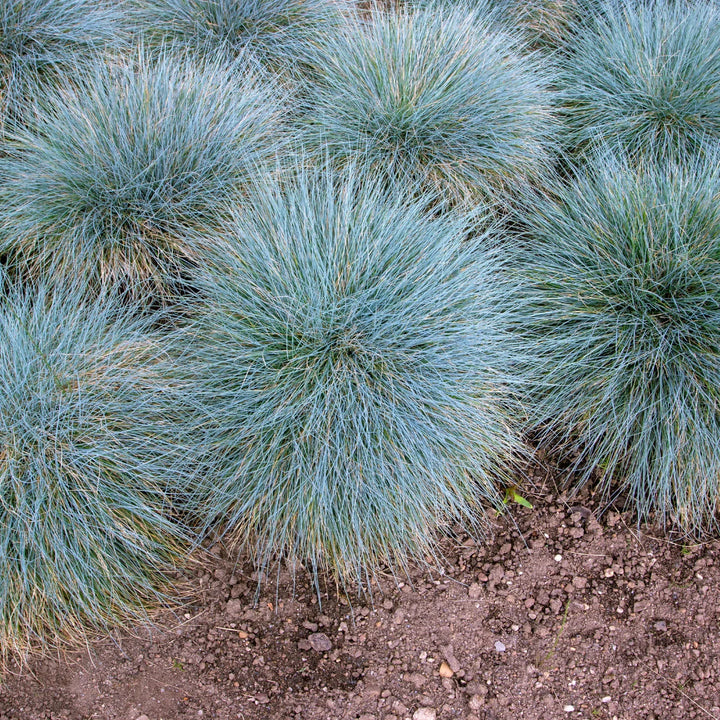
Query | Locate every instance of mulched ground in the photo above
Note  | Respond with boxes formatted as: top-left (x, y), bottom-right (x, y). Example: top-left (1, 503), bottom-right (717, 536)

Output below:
top-left (1, 460), bottom-right (717, 720)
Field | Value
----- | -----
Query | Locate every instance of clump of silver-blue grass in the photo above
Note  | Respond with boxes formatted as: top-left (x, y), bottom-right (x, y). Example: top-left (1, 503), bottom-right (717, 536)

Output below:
top-left (179, 165), bottom-right (523, 589)
top-left (300, 3), bottom-right (558, 206)
top-left (0, 50), bottom-right (288, 300)
top-left (134, 0), bottom-right (349, 81)
top-left (0, 282), bottom-right (191, 663)
top-left (413, 0), bottom-right (600, 50)
top-left (484, 0), bottom-right (601, 49)
top-left (515, 147), bottom-right (720, 535)
top-left (561, 0), bottom-right (720, 158)
top-left (0, 0), bottom-right (126, 136)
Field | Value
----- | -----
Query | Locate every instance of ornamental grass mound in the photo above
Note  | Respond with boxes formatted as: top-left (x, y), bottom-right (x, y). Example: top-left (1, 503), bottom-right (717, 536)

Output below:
top-left (517, 147), bottom-right (720, 535)
top-left (0, 283), bottom-right (190, 663)
top-left (562, 0), bottom-right (720, 158)
top-left (180, 166), bottom-right (523, 588)
top-left (0, 50), bottom-right (287, 301)
top-left (485, 0), bottom-right (599, 49)
top-left (0, 0), bottom-right (124, 135)
top-left (136, 0), bottom-right (348, 80)
top-left (301, 3), bottom-right (557, 206)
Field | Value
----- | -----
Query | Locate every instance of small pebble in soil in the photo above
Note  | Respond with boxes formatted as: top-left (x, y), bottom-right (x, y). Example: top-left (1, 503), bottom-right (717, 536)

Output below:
top-left (441, 644), bottom-right (461, 673)
top-left (563, 705), bottom-right (575, 712)
top-left (439, 661), bottom-right (454, 678)
top-left (469, 695), bottom-right (485, 711)
top-left (413, 708), bottom-right (437, 720)
top-left (307, 633), bottom-right (333, 652)
top-left (554, 555), bottom-right (563, 562)
top-left (225, 599), bottom-right (244, 617)
top-left (494, 641), bottom-right (506, 652)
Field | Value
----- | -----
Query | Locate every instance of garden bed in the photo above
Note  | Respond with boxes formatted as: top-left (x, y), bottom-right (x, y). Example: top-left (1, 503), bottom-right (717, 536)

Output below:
top-left (2, 467), bottom-right (715, 720)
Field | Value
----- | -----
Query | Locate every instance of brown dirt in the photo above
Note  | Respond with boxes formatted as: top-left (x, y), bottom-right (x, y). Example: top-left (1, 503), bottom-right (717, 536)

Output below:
top-left (1, 466), bottom-right (717, 720)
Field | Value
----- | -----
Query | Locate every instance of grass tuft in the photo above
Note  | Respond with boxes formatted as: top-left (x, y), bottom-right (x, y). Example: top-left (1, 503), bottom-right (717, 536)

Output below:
top-left (179, 165), bottom-right (523, 588)
top-left (135, 0), bottom-right (349, 80)
top-left (0, 0), bottom-right (125, 135)
top-left (562, 0), bottom-right (720, 158)
top-left (0, 49), bottom-right (288, 300)
top-left (484, 0), bottom-right (600, 49)
top-left (300, 3), bottom-right (558, 206)
top-left (0, 282), bottom-right (190, 663)
top-left (516, 147), bottom-right (720, 535)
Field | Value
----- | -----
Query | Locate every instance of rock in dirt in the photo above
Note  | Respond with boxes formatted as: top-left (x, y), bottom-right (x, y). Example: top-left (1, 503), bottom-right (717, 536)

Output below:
top-left (494, 640), bottom-right (506, 652)
top-left (468, 694), bottom-right (485, 711)
top-left (489, 565), bottom-right (505, 582)
top-left (441, 644), bottom-right (461, 673)
top-left (405, 672), bottom-right (426, 688)
top-left (468, 582), bottom-right (482, 599)
top-left (413, 708), bottom-right (437, 720)
top-left (307, 632), bottom-right (333, 652)
top-left (225, 599), bottom-right (244, 617)
top-left (438, 661), bottom-right (454, 678)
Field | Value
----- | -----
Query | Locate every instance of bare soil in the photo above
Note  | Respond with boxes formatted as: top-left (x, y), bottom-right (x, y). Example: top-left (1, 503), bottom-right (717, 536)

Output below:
top-left (1, 465), bottom-right (717, 720)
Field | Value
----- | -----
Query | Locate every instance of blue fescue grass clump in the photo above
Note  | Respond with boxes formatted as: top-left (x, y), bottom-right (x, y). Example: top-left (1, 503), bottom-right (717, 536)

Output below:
top-left (0, 50), bottom-right (287, 300)
top-left (0, 0), bottom-right (125, 135)
top-left (300, 3), bottom-right (558, 206)
top-left (135, 0), bottom-right (348, 80)
top-left (562, 0), bottom-right (720, 158)
top-left (0, 282), bottom-right (190, 662)
top-left (484, 0), bottom-right (600, 49)
top-left (179, 166), bottom-right (523, 587)
top-left (516, 147), bottom-right (720, 535)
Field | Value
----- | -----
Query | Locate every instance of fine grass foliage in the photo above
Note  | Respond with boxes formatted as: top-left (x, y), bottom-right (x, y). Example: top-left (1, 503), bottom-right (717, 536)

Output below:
top-left (0, 50), bottom-right (288, 300)
top-left (300, 3), bottom-right (558, 206)
top-left (0, 0), bottom-right (125, 136)
top-left (0, 283), bottom-right (190, 662)
top-left (135, 0), bottom-right (349, 80)
top-left (484, 0), bottom-right (600, 49)
top-left (180, 166), bottom-right (522, 588)
top-left (415, 0), bottom-right (600, 50)
top-left (516, 147), bottom-right (720, 534)
top-left (562, 0), bottom-right (720, 158)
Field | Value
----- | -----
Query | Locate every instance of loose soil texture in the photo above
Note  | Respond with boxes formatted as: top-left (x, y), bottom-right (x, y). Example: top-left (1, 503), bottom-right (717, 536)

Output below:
top-left (1, 467), bottom-right (717, 720)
